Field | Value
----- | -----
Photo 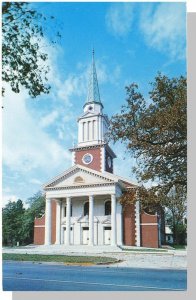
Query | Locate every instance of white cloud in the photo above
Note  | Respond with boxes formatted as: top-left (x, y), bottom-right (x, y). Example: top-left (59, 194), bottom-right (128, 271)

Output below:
top-left (57, 74), bottom-right (85, 104)
top-left (40, 110), bottom-right (59, 128)
top-left (106, 3), bottom-right (134, 37)
top-left (139, 3), bottom-right (186, 60)
top-left (2, 84), bottom-right (71, 174)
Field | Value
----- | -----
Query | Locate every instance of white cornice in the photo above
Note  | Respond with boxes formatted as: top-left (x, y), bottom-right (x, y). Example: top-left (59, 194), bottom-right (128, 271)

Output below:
top-left (44, 182), bottom-right (116, 191)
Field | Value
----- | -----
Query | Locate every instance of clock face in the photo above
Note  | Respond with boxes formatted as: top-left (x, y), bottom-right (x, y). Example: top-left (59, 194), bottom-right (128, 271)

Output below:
top-left (107, 156), bottom-right (112, 168)
top-left (82, 153), bottom-right (93, 165)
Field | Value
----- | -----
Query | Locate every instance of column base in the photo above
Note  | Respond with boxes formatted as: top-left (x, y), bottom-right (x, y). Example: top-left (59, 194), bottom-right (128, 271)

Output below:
top-left (44, 242), bottom-right (51, 246)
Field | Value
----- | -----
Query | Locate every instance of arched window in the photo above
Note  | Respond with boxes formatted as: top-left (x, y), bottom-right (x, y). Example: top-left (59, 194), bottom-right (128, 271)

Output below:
top-left (105, 200), bottom-right (111, 215)
top-left (84, 202), bottom-right (89, 216)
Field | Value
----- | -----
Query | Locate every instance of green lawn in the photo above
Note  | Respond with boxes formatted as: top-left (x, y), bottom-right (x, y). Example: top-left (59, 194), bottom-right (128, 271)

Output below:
top-left (2, 253), bottom-right (118, 265)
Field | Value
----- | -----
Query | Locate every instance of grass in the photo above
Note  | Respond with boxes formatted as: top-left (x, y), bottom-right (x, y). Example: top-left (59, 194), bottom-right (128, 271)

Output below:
top-left (2, 253), bottom-right (118, 265)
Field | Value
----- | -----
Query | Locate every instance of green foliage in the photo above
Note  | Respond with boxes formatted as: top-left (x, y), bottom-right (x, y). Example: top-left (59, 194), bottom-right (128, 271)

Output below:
top-left (110, 74), bottom-right (187, 244)
top-left (2, 191), bottom-right (45, 246)
top-left (109, 74), bottom-right (187, 197)
top-left (2, 2), bottom-right (60, 97)
top-left (172, 223), bottom-right (187, 245)
top-left (2, 199), bottom-right (25, 246)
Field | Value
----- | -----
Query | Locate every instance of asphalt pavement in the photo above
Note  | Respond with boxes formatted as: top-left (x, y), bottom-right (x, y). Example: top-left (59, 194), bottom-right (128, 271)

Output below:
top-left (3, 261), bottom-right (187, 291)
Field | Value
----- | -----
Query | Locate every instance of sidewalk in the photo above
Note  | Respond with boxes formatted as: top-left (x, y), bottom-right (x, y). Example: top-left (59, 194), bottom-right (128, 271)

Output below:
top-left (2, 244), bottom-right (187, 269)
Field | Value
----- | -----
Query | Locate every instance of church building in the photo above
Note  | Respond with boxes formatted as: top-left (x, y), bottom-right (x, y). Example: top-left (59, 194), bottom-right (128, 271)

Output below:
top-left (34, 52), bottom-right (160, 249)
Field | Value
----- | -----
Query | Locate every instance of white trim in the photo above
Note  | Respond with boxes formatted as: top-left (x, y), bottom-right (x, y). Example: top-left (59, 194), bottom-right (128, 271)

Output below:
top-left (71, 151), bottom-right (75, 166)
top-left (101, 146), bottom-right (105, 172)
top-left (34, 225), bottom-right (45, 228)
top-left (82, 153), bottom-right (93, 165)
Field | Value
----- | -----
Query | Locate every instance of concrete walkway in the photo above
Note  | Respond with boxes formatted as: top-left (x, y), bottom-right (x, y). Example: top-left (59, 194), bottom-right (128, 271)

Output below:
top-left (2, 245), bottom-right (187, 270)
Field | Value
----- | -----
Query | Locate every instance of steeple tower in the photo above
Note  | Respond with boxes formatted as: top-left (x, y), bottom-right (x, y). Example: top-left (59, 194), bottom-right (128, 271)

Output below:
top-left (69, 51), bottom-right (116, 173)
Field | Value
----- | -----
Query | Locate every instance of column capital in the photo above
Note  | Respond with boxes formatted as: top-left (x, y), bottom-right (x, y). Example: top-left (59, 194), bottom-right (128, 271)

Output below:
top-left (89, 195), bottom-right (94, 201)
top-left (46, 197), bottom-right (51, 202)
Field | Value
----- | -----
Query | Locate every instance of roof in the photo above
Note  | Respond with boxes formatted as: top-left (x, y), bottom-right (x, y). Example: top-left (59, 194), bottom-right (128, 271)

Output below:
top-left (85, 50), bottom-right (102, 106)
top-left (43, 164), bottom-right (137, 190)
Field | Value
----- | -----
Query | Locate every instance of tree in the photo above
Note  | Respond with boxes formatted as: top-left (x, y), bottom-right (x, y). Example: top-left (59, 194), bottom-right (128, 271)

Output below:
top-left (22, 191), bottom-right (46, 244)
top-left (2, 2), bottom-right (60, 97)
top-left (26, 191), bottom-right (45, 218)
top-left (163, 185), bottom-right (187, 244)
top-left (2, 192), bottom-right (45, 246)
top-left (109, 74), bottom-right (187, 197)
top-left (109, 74), bottom-right (187, 244)
top-left (2, 199), bottom-right (25, 246)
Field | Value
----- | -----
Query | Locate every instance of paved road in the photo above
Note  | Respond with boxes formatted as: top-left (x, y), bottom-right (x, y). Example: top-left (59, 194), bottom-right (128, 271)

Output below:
top-left (3, 261), bottom-right (187, 291)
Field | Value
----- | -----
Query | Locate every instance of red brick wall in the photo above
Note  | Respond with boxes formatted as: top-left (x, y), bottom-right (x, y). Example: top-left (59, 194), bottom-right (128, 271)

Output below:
top-left (34, 200), bottom-right (57, 245)
top-left (34, 215), bottom-right (45, 245)
top-left (140, 212), bottom-right (159, 248)
top-left (75, 148), bottom-right (101, 171)
top-left (123, 204), bottom-right (136, 246)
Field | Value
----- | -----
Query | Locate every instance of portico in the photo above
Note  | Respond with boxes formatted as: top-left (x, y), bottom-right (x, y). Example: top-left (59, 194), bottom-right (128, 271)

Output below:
top-left (44, 177), bottom-right (122, 247)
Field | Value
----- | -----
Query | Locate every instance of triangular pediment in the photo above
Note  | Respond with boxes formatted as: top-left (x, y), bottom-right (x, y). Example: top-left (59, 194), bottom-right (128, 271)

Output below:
top-left (43, 165), bottom-right (115, 189)
top-left (79, 111), bottom-right (98, 119)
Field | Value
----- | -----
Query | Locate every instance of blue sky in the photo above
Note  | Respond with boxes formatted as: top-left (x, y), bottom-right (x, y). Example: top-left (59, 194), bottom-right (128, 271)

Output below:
top-left (2, 1), bottom-right (186, 206)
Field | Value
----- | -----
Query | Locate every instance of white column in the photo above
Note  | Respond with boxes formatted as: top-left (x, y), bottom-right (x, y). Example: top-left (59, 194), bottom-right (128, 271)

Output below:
top-left (135, 199), bottom-right (141, 247)
top-left (45, 198), bottom-right (52, 245)
top-left (111, 194), bottom-right (117, 246)
top-left (55, 200), bottom-right (61, 244)
top-left (89, 195), bottom-right (94, 246)
top-left (66, 197), bottom-right (71, 245)
top-left (117, 201), bottom-right (123, 246)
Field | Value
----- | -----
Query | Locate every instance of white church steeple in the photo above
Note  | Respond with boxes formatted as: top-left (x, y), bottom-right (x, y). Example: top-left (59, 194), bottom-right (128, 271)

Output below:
top-left (85, 49), bottom-right (102, 107)
top-left (77, 51), bottom-right (109, 147)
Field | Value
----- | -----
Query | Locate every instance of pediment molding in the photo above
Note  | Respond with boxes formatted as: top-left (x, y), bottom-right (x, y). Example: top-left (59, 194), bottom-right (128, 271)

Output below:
top-left (43, 165), bottom-right (116, 190)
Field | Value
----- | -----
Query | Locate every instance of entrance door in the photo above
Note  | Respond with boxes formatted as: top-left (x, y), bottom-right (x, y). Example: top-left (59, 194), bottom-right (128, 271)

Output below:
top-left (82, 227), bottom-right (89, 245)
top-left (63, 227), bottom-right (73, 244)
top-left (104, 227), bottom-right (111, 245)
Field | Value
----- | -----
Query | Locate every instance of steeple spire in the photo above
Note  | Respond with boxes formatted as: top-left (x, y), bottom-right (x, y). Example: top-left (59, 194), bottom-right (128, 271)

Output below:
top-left (86, 50), bottom-right (102, 106)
